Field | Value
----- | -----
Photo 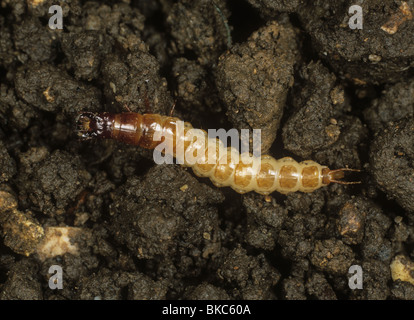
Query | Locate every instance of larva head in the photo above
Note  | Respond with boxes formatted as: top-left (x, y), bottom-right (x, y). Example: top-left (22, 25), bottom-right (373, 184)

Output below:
top-left (322, 168), bottom-right (361, 185)
top-left (76, 112), bottom-right (112, 140)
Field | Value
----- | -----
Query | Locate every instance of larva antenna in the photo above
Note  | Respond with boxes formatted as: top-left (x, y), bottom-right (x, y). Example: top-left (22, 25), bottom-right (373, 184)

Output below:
top-left (322, 168), bottom-right (362, 185)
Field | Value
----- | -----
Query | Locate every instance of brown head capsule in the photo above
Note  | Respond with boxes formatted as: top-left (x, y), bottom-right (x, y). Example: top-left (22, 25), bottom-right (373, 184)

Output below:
top-left (76, 112), bottom-right (113, 140)
top-left (77, 112), bottom-right (361, 195)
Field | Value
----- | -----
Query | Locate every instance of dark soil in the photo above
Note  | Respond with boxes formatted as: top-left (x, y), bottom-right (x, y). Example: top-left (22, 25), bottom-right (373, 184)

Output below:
top-left (1, 0), bottom-right (414, 300)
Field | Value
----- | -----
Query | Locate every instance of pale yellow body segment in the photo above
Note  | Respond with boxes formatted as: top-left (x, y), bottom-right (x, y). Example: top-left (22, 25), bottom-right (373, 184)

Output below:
top-left (169, 120), bottom-right (328, 195)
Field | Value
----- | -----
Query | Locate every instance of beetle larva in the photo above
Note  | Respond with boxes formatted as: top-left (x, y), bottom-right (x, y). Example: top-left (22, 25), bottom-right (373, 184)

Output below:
top-left (76, 112), bottom-right (359, 195)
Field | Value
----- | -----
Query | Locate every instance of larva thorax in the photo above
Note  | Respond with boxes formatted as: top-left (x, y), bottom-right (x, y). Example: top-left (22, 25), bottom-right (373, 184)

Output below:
top-left (76, 112), bottom-right (356, 195)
